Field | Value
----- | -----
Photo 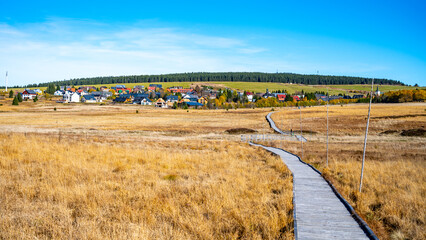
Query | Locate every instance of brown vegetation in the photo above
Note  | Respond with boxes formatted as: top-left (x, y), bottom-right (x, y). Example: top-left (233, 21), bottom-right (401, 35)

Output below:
top-left (0, 104), bottom-right (292, 239)
top-left (270, 103), bottom-right (426, 240)
top-left (1, 100), bottom-right (424, 239)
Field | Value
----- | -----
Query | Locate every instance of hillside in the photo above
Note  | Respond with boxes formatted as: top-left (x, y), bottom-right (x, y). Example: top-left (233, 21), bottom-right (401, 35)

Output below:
top-left (4, 82), bottom-right (424, 96)
top-left (23, 72), bottom-right (404, 88)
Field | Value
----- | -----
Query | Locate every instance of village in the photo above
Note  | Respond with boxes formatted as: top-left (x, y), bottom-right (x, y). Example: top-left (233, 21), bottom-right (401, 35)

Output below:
top-left (14, 83), bottom-right (380, 109)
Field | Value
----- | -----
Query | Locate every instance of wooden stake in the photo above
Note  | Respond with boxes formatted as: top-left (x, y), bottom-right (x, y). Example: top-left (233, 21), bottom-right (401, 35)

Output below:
top-left (359, 78), bottom-right (374, 192)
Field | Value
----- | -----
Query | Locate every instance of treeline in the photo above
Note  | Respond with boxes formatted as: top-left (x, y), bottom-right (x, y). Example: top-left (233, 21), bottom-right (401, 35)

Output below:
top-left (377, 89), bottom-right (426, 103)
top-left (204, 89), bottom-right (425, 110)
top-left (25, 72), bottom-right (404, 88)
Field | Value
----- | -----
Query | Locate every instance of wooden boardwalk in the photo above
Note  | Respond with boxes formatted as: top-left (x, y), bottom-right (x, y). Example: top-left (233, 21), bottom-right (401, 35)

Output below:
top-left (250, 143), bottom-right (371, 239)
top-left (266, 112), bottom-right (307, 142)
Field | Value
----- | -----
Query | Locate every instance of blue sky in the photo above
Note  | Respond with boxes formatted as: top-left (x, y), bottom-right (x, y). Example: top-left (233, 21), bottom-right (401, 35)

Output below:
top-left (0, 0), bottom-right (425, 86)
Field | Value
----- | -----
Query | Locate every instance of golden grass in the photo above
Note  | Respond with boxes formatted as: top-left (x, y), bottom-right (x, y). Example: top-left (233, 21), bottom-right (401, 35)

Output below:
top-left (0, 133), bottom-right (293, 239)
top-left (269, 103), bottom-right (426, 240)
top-left (0, 101), bottom-right (274, 136)
top-left (1, 101), bottom-right (424, 239)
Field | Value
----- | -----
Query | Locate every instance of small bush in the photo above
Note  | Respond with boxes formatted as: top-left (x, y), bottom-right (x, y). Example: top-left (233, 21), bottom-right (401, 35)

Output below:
top-left (163, 174), bottom-right (178, 181)
top-left (54, 107), bottom-right (57, 111)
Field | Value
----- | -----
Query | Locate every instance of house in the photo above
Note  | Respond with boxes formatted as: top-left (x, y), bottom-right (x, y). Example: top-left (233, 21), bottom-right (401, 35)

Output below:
top-left (101, 91), bottom-right (113, 99)
top-left (353, 94), bottom-right (364, 99)
top-left (155, 98), bottom-right (167, 108)
top-left (245, 92), bottom-right (254, 102)
top-left (78, 86), bottom-right (97, 92)
top-left (111, 85), bottom-right (131, 94)
top-left (91, 91), bottom-right (111, 101)
top-left (166, 95), bottom-right (179, 103)
top-left (198, 96), bottom-right (208, 105)
top-left (63, 92), bottom-right (80, 103)
top-left (79, 91), bottom-right (89, 96)
top-left (169, 87), bottom-right (192, 93)
top-left (100, 86), bottom-right (108, 91)
top-left (315, 94), bottom-right (328, 101)
top-left (186, 101), bottom-right (204, 108)
top-left (65, 87), bottom-right (76, 92)
top-left (183, 94), bottom-right (199, 102)
top-left (375, 87), bottom-right (381, 96)
top-left (113, 95), bottom-right (132, 103)
top-left (132, 85), bottom-right (145, 93)
top-left (276, 94), bottom-right (286, 102)
top-left (22, 90), bottom-right (37, 100)
top-left (81, 95), bottom-right (97, 103)
top-left (132, 94), bottom-right (150, 104)
top-left (262, 89), bottom-right (275, 98)
top-left (329, 96), bottom-right (343, 101)
top-left (293, 95), bottom-right (300, 101)
top-left (33, 89), bottom-right (43, 95)
top-left (148, 84), bottom-right (162, 91)
top-left (54, 90), bottom-right (65, 96)
top-left (140, 98), bottom-right (152, 105)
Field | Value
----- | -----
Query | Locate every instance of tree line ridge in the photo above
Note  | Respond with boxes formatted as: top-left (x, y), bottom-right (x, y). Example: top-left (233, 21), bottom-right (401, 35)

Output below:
top-left (23, 72), bottom-right (404, 88)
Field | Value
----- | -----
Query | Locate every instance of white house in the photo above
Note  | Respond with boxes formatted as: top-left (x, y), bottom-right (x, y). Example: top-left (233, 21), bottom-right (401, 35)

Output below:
top-left (22, 90), bottom-right (37, 100)
top-left (140, 98), bottom-right (152, 105)
top-left (63, 92), bottom-right (80, 103)
top-left (81, 95), bottom-right (97, 103)
top-left (375, 87), bottom-right (381, 96)
top-left (54, 90), bottom-right (64, 96)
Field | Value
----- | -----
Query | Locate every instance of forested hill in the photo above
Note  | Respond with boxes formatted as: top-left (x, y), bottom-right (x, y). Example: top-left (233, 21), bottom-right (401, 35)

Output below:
top-left (26, 72), bottom-right (404, 87)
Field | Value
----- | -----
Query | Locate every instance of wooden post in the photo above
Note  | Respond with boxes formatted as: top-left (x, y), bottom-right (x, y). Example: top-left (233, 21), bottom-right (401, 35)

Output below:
top-left (359, 78), bottom-right (374, 193)
top-left (300, 106), bottom-right (303, 159)
top-left (281, 111), bottom-right (283, 149)
top-left (326, 87), bottom-right (329, 167)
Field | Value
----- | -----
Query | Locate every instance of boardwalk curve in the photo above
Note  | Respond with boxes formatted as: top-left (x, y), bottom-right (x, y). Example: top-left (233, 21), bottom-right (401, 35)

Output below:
top-left (250, 143), bottom-right (377, 240)
top-left (266, 112), bottom-right (307, 142)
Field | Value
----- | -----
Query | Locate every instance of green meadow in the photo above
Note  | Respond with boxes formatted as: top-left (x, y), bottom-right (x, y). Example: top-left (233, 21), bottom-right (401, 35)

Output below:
top-left (3, 81), bottom-right (423, 95)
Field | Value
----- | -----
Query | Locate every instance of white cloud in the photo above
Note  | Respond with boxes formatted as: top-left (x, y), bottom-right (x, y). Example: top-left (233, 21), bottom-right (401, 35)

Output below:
top-left (1, 18), bottom-right (418, 86)
top-left (0, 19), bottom-right (274, 86)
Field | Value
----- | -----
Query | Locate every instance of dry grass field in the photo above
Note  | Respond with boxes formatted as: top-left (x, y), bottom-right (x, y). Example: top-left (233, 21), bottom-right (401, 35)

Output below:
top-left (270, 103), bottom-right (425, 240)
top-left (0, 102), bottom-right (292, 239)
top-left (1, 99), bottom-right (424, 240)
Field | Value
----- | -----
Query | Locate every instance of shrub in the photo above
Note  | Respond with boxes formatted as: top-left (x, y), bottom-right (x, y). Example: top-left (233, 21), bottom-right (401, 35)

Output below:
top-left (12, 96), bottom-right (19, 105)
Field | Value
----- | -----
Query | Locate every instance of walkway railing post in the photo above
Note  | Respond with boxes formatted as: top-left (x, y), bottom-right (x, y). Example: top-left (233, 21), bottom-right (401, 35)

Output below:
top-left (359, 78), bottom-right (374, 193)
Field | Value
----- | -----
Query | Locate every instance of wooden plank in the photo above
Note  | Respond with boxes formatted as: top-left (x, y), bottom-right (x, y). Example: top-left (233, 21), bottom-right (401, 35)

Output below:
top-left (250, 142), bottom-right (370, 240)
